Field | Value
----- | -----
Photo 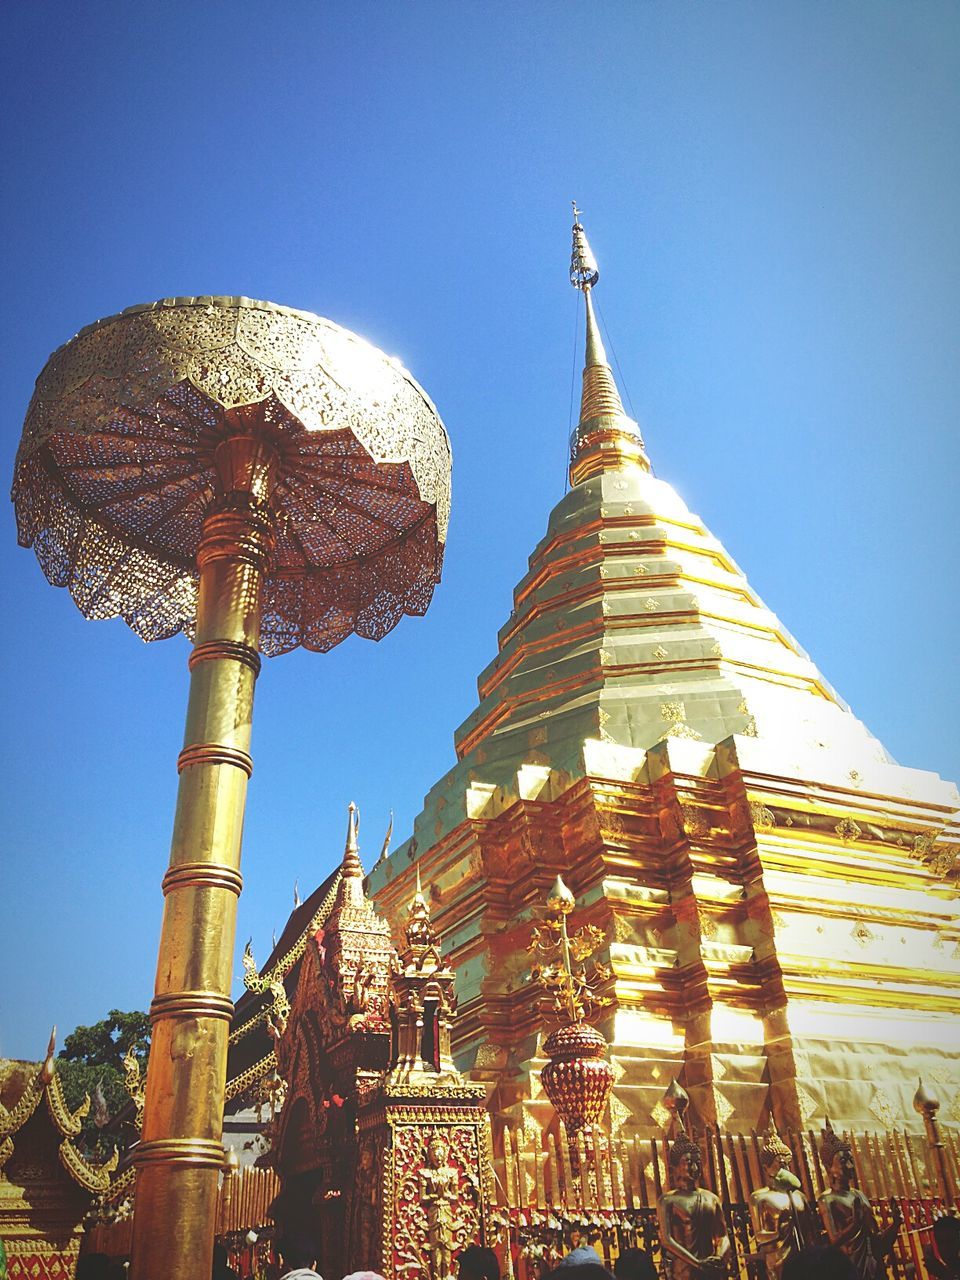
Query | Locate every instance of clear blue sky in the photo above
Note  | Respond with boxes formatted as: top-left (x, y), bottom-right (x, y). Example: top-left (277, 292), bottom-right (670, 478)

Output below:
top-left (2, 2), bottom-right (958, 1059)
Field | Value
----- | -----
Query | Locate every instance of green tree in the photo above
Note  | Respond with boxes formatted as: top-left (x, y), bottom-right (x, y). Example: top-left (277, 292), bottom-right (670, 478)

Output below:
top-left (56, 1009), bottom-right (150, 1157)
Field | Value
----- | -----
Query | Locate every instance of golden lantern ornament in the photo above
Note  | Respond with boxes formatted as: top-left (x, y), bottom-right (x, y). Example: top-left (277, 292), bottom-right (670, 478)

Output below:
top-left (12, 297), bottom-right (452, 1280)
top-left (530, 874), bottom-right (614, 1135)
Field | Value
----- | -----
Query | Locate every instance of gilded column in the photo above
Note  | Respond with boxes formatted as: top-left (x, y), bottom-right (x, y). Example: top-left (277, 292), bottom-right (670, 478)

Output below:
top-left (130, 434), bottom-right (277, 1279)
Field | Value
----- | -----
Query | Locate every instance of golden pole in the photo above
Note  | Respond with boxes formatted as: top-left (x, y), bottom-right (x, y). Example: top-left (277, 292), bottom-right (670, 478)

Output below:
top-left (130, 433), bottom-right (277, 1280)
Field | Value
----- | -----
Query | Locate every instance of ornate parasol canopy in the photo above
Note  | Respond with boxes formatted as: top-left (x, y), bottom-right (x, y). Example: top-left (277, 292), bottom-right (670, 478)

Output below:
top-left (13, 296), bottom-right (451, 654)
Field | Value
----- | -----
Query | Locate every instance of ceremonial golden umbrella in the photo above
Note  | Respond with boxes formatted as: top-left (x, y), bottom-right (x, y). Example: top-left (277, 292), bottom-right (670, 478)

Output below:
top-left (12, 297), bottom-right (452, 1278)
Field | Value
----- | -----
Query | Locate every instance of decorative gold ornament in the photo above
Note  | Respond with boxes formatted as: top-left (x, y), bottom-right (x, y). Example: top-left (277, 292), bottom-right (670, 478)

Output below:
top-left (540, 1022), bottom-right (615, 1137)
top-left (531, 875), bottom-right (614, 1134)
top-left (13, 298), bottom-right (451, 1280)
top-left (122, 1048), bottom-right (146, 1132)
top-left (835, 817), bottom-right (862, 843)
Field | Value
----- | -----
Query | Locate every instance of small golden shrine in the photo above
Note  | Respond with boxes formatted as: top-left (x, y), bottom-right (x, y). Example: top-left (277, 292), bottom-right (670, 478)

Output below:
top-left (368, 207), bottom-right (960, 1143)
top-left (239, 806), bottom-right (494, 1280)
top-left (0, 1036), bottom-right (116, 1279)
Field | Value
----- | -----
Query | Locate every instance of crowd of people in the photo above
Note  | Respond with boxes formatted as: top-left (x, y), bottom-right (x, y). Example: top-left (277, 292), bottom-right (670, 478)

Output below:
top-left (73, 1213), bottom-right (960, 1280)
top-left (262, 1236), bottom-right (877, 1280)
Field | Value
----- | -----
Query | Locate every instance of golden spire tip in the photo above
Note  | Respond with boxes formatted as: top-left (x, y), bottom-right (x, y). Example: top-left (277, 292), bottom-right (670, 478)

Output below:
top-left (566, 203), bottom-right (649, 482)
top-left (342, 801), bottom-right (363, 877)
top-left (40, 1026), bottom-right (57, 1084)
top-left (570, 203), bottom-right (599, 292)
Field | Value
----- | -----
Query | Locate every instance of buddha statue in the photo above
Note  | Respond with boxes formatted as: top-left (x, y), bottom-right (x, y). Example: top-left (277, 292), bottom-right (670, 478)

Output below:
top-left (749, 1122), bottom-right (817, 1280)
top-left (818, 1120), bottom-right (902, 1280)
top-left (658, 1128), bottom-right (731, 1280)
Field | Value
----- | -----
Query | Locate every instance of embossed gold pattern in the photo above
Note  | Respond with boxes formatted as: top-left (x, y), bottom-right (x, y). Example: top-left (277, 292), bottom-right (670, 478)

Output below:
top-left (14, 297), bottom-right (451, 654)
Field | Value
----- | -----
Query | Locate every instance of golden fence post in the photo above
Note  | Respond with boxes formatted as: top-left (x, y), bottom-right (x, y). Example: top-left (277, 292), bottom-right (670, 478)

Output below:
top-left (634, 1136), bottom-right (649, 1210)
top-left (561, 1127), bottom-right (576, 1212)
top-left (504, 1127), bottom-right (517, 1209)
top-left (914, 1078), bottom-right (956, 1204)
top-left (547, 1130), bottom-right (560, 1208)
top-left (535, 1132), bottom-right (546, 1209)
top-left (515, 1126), bottom-right (528, 1215)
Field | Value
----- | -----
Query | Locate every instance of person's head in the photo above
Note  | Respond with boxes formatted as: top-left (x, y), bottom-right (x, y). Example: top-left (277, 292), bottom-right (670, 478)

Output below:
top-left (558, 1246), bottom-right (611, 1276)
top-left (782, 1246), bottom-right (856, 1280)
top-left (76, 1255), bottom-right (112, 1280)
top-left (458, 1244), bottom-right (500, 1280)
top-left (668, 1132), bottom-right (702, 1188)
top-left (933, 1216), bottom-right (960, 1265)
top-left (614, 1248), bottom-right (657, 1280)
top-left (279, 1232), bottom-right (318, 1270)
top-left (342, 1273), bottom-right (386, 1280)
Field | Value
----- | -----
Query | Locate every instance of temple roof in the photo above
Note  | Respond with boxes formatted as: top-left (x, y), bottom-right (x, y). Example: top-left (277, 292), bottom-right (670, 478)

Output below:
top-left (225, 806), bottom-right (393, 1106)
top-left (225, 868), bottom-right (341, 1104)
top-left (0, 1036), bottom-right (118, 1195)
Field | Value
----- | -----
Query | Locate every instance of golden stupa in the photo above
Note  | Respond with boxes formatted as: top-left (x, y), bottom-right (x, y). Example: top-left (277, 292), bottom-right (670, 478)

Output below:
top-left (364, 207), bottom-right (960, 1140)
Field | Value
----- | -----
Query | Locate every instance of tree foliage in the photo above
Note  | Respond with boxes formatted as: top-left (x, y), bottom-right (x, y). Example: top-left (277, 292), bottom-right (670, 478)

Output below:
top-left (56, 1009), bottom-right (150, 1157)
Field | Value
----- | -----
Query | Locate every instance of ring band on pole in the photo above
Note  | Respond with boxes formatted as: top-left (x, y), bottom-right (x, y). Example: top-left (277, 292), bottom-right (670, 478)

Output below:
top-left (177, 743), bottom-right (254, 777)
top-left (134, 1138), bottom-right (227, 1170)
top-left (161, 863), bottom-right (244, 897)
top-left (188, 640), bottom-right (261, 676)
top-left (149, 991), bottom-right (235, 1023)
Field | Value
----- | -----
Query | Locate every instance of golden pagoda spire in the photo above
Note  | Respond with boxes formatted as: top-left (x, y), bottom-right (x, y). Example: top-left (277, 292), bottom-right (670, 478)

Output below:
top-left (331, 801), bottom-right (367, 909)
top-left (342, 801), bottom-right (362, 879)
top-left (569, 202), bottom-right (649, 484)
top-left (404, 862), bottom-right (440, 953)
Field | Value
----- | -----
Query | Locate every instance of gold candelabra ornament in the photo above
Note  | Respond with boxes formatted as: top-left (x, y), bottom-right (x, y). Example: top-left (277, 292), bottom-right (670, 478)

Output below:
top-left (12, 297), bottom-right (452, 1280)
top-left (529, 875), bottom-right (613, 1135)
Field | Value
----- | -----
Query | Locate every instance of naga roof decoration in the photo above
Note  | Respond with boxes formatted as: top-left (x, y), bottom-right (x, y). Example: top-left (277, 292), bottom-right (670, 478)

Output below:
top-left (226, 867), bottom-right (343, 1104)
top-left (0, 1031), bottom-right (119, 1195)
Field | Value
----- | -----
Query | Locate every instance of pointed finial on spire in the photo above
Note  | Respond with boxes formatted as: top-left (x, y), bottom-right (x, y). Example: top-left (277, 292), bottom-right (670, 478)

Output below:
top-left (40, 1026), bottom-right (57, 1084)
top-left (342, 801), bottom-right (363, 878)
top-left (568, 204), bottom-right (650, 485)
top-left (293, 878), bottom-right (301, 909)
top-left (374, 810), bottom-right (394, 867)
top-left (570, 202), bottom-right (600, 290)
top-left (405, 860), bottom-right (439, 951)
